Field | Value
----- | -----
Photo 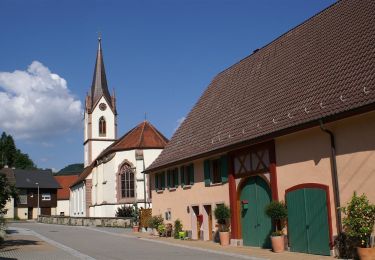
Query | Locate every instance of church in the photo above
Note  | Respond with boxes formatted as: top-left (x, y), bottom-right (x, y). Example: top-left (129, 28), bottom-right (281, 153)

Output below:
top-left (70, 37), bottom-right (168, 217)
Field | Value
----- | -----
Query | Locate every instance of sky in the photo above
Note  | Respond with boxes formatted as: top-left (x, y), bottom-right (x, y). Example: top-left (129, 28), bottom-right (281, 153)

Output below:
top-left (0, 0), bottom-right (336, 172)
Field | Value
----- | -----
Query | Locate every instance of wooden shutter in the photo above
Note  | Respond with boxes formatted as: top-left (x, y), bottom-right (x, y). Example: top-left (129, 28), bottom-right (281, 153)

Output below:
top-left (180, 166), bottom-right (185, 187)
top-left (161, 172), bottom-right (165, 190)
top-left (155, 174), bottom-right (159, 191)
top-left (204, 160), bottom-right (211, 187)
top-left (174, 169), bottom-right (179, 188)
top-left (167, 170), bottom-right (171, 188)
top-left (189, 163), bottom-right (194, 185)
top-left (220, 155), bottom-right (228, 183)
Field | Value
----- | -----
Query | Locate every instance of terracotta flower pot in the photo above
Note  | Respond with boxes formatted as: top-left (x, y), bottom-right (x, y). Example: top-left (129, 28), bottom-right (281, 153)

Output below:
top-left (270, 235), bottom-right (285, 253)
top-left (219, 231), bottom-right (230, 246)
top-left (152, 228), bottom-right (159, 236)
top-left (357, 247), bottom-right (375, 260)
top-left (132, 225), bottom-right (139, 232)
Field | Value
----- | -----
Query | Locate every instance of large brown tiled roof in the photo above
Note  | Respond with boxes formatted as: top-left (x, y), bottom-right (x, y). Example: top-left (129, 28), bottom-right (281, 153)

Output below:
top-left (71, 121), bottom-right (168, 187)
top-left (147, 0), bottom-right (375, 172)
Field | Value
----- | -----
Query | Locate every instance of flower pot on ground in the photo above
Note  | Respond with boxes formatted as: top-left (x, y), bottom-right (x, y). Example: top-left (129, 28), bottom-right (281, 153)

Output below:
top-left (132, 225), bottom-right (139, 232)
top-left (340, 192), bottom-right (375, 260)
top-left (265, 201), bottom-right (288, 253)
top-left (157, 224), bottom-right (166, 237)
top-left (270, 231), bottom-right (285, 253)
top-left (214, 204), bottom-right (231, 246)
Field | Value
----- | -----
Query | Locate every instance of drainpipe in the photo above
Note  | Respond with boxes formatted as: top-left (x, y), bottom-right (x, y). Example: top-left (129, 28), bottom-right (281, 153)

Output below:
top-left (319, 119), bottom-right (342, 233)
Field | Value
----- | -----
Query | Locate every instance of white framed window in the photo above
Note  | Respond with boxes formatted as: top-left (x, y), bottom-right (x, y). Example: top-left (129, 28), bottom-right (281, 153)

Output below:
top-left (41, 193), bottom-right (51, 201)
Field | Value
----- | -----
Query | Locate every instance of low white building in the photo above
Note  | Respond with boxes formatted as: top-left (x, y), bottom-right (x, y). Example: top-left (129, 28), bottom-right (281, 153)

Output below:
top-left (54, 174), bottom-right (79, 216)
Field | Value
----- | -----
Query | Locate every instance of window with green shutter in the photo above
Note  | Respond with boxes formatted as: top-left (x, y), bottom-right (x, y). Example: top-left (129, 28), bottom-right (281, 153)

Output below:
top-left (166, 168), bottom-right (178, 189)
top-left (160, 172), bottom-right (166, 190)
top-left (180, 164), bottom-right (195, 187)
top-left (204, 155), bottom-right (229, 186)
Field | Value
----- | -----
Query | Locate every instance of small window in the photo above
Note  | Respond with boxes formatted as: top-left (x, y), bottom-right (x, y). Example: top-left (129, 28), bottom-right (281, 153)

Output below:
top-left (99, 116), bottom-right (106, 136)
top-left (42, 193), bottom-right (51, 201)
top-left (167, 168), bottom-right (179, 189)
top-left (165, 209), bottom-right (172, 221)
top-left (211, 159), bottom-right (221, 184)
top-left (19, 194), bottom-right (27, 204)
top-left (155, 172), bottom-right (165, 191)
top-left (180, 164), bottom-right (194, 186)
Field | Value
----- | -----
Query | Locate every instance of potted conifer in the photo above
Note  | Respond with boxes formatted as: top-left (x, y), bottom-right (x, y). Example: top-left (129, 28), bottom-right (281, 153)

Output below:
top-left (341, 192), bottom-right (375, 260)
top-left (265, 201), bottom-right (288, 253)
top-left (214, 204), bottom-right (231, 246)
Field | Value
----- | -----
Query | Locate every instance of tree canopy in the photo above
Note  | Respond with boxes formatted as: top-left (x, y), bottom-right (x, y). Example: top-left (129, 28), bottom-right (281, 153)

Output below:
top-left (56, 163), bottom-right (84, 175)
top-left (0, 132), bottom-right (36, 169)
top-left (0, 173), bottom-right (17, 215)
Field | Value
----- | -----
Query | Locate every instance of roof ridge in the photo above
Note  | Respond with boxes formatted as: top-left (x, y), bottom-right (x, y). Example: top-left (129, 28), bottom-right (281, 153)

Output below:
top-left (147, 121), bottom-right (168, 144)
top-left (137, 121), bottom-right (147, 147)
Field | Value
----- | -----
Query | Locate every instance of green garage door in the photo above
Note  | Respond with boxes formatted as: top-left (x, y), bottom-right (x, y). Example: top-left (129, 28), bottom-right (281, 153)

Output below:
top-left (240, 176), bottom-right (272, 248)
top-left (286, 187), bottom-right (330, 256)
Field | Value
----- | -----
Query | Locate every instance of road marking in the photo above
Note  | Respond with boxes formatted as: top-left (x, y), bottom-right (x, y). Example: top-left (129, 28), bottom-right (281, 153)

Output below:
top-left (9, 226), bottom-right (96, 260)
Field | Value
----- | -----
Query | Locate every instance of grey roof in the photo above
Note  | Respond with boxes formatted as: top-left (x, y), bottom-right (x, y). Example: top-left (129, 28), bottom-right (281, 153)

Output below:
top-left (13, 169), bottom-right (60, 189)
top-left (90, 37), bottom-right (113, 110)
top-left (0, 167), bottom-right (16, 185)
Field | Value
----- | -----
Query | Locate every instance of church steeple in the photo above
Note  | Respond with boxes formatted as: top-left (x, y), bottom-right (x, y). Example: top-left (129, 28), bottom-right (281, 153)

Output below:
top-left (90, 36), bottom-right (113, 109)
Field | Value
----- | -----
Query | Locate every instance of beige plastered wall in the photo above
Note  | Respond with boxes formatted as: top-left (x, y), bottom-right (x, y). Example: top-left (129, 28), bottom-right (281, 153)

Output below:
top-left (276, 110), bottom-right (375, 237)
top-left (151, 158), bottom-right (229, 240)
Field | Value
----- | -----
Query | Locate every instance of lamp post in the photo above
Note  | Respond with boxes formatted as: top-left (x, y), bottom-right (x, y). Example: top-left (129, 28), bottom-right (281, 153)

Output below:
top-left (35, 182), bottom-right (40, 217)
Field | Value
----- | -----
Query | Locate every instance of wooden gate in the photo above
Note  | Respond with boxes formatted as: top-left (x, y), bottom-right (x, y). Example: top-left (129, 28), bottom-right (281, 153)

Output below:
top-left (139, 208), bottom-right (152, 229)
top-left (286, 186), bottom-right (331, 256)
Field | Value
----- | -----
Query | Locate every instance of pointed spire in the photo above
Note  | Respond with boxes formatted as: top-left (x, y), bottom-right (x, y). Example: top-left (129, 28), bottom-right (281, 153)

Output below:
top-left (91, 35), bottom-right (112, 109)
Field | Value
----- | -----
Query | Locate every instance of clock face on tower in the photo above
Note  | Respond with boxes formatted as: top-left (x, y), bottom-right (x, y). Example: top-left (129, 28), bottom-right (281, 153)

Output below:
top-left (99, 103), bottom-right (107, 111)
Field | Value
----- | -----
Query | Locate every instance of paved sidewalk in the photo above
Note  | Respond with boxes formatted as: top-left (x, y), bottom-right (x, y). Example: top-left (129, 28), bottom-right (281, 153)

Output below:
top-left (0, 227), bottom-right (86, 260)
top-left (121, 229), bottom-right (333, 260)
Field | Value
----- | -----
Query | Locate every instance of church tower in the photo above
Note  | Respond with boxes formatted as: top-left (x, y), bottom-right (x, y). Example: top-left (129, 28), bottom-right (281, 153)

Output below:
top-left (84, 37), bottom-right (117, 167)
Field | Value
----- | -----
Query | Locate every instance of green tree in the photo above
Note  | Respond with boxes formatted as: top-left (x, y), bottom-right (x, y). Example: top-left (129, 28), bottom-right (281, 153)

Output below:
top-left (0, 132), bottom-right (36, 169)
top-left (0, 174), bottom-right (18, 215)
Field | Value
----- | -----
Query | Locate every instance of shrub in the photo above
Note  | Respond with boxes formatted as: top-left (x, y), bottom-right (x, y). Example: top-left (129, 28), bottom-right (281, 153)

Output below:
top-left (341, 192), bottom-right (375, 248)
top-left (214, 204), bottom-right (230, 232)
top-left (334, 232), bottom-right (361, 259)
top-left (148, 215), bottom-right (164, 229)
top-left (115, 205), bottom-right (134, 218)
top-left (173, 219), bottom-right (183, 239)
top-left (157, 224), bottom-right (166, 236)
top-left (265, 200), bottom-right (287, 236)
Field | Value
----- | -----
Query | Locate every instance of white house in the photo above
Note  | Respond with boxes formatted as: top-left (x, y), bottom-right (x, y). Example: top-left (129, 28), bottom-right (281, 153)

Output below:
top-left (70, 37), bottom-right (168, 217)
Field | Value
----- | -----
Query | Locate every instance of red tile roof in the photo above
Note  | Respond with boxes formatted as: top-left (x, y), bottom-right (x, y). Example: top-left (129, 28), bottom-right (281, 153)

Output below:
top-left (146, 0), bottom-right (375, 172)
top-left (54, 175), bottom-right (79, 200)
top-left (70, 121), bottom-right (168, 188)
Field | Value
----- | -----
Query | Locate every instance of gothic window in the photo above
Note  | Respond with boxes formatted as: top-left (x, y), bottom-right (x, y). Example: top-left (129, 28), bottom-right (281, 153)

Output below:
top-left (120, 164), bottom-right (135, 198)
top-left (99, 116), bottom-right (106, 136)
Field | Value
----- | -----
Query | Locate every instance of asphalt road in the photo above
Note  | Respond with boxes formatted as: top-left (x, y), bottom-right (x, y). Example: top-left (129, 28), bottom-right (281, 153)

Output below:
top-left (7, 222), bottom-right (252, 260)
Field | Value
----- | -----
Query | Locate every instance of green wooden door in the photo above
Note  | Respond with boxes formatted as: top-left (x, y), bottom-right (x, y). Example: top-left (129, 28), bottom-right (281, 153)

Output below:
top-left (286, 188), bottom-right (330, 256)
top-left (240, 176), bottom-right (272, 248)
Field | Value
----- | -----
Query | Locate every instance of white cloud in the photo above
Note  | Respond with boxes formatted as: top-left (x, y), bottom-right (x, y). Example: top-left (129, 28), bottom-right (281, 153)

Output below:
top-left (174, 116), bottom-right (186, 132)
top-left (0, 61), bottom-right (83, 139)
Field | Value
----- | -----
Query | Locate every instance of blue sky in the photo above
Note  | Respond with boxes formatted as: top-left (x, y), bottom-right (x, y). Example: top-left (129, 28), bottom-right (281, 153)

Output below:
top-left (0, 0), bottom-right (335, 171)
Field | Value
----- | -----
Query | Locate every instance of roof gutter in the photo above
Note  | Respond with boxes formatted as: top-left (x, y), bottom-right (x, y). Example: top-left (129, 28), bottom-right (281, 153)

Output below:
top-left (319, 119), bottom-right (342, 234)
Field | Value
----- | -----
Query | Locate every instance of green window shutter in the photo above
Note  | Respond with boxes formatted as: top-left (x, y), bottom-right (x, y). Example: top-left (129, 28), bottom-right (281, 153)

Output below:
top-left (180, 166), bottom-right (185, 187)
top-left (167, 170), bottom-right (171, 188)
top-left (220, 155), bottom-right (228, 183)
top-left (189, 163), bottom-right (195, 185)
top-left (204, 160), bottom-right (211, 187)
top-left (174, 170), bottom-right (179, 188)
top-left (161, 172), bottom-right (166, 190)
top-left (155, 174), bottom-right (159, 191)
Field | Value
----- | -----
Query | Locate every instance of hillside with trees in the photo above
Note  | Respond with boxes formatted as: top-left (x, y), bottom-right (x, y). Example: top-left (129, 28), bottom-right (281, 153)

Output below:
top-left (0, 132), bottom-right (36, 169)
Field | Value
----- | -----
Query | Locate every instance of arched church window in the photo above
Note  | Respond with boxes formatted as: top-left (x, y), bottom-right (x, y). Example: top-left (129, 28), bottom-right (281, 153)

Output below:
top-left (99, 116), bottom-right (106, 136)
top-left (120, 164), bottom-right (135, 198)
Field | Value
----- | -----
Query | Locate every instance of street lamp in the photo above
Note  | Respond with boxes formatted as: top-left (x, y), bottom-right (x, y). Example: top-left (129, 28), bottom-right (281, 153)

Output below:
top-left (35, 182), bottom-right (40, 217)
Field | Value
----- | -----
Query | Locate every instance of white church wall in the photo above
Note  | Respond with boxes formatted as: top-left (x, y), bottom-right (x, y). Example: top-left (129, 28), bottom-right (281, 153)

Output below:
top-left (56, 200), bottom-right (70, 216)
top-left (71, 182), bottom-right (86, 217)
